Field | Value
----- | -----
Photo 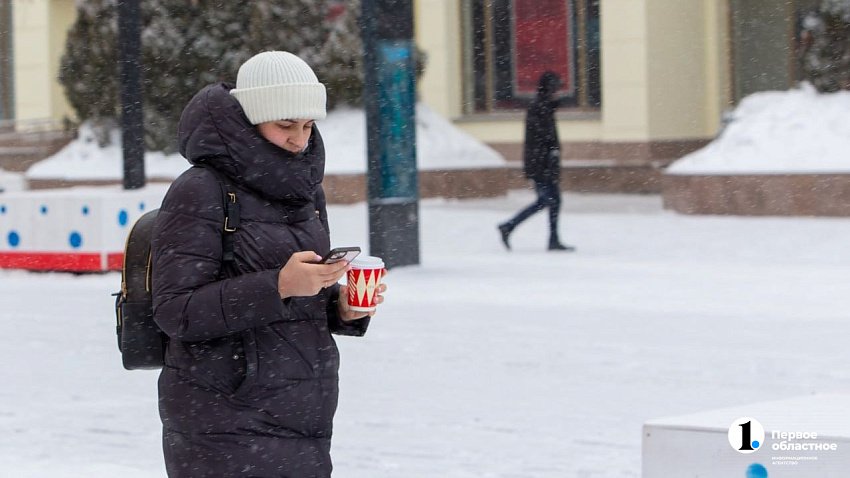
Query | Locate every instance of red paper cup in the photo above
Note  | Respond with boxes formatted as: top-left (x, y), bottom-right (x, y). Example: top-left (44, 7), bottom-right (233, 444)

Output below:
top-left (347, 255), bottom-right (385, 312)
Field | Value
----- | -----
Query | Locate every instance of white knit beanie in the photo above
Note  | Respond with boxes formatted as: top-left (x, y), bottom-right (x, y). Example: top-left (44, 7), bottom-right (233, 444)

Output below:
top-left (230, 51), bottom-right (327, 124)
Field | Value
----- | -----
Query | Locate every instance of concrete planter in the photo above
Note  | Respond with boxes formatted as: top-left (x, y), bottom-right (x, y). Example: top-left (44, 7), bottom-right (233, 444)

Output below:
top-left (663, 173), bottom-right (850, 216)
top-left (644, 394), bottom-right (850, 478)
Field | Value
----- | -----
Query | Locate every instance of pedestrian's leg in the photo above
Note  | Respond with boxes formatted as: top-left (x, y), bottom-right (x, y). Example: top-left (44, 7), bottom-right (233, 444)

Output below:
top-left (545, 183), bottom-right (561, 245)
top-left (498, 182), bottom-right (548, 250)
top-left (506, 197), bottom-right (547, 229)
top-left (542, 183), bottom-right (574, 251)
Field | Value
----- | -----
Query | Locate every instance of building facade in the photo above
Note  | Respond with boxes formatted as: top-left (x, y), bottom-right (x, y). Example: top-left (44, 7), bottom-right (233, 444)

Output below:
top-left (416, 0), bottom-right (818, 164)
top-left (0, 0), bottom-right (819, 163)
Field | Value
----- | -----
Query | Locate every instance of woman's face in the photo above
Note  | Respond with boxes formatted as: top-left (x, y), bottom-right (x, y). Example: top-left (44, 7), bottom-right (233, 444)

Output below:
top-left (257, 119), bottom-right (314, 154)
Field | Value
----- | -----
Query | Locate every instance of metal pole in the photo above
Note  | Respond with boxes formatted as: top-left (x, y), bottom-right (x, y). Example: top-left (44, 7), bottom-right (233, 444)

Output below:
top-left (361, 0), bottom-right (420, 268)
top-left (117, 0), bottom-right (145, 190)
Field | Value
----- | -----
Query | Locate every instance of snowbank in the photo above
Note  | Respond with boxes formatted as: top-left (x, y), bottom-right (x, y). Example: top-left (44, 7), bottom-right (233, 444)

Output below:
top-left (321, 103), bottom-right (505, 173)
top-left (667, 83), bottom-right (850, 175)
top-left (0, 169), bottom-right (25, 192)
top-left (26, 124), bottom-right (187, 181)
top-left (26, 104), bottom-right (504, 181)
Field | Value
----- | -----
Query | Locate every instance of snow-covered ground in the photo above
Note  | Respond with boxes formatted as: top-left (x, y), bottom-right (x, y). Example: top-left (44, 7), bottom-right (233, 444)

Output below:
top-left (3, 191), bottom-right (850, 477)
top-left (668, 83), bottom-right (850, 175)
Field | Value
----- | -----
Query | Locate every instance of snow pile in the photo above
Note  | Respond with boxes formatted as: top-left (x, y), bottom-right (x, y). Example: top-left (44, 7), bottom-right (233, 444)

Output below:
top-left (26, 123), bottom-right (187, 181)
top-left (414, 103), bottom-right (505, 170)
top-left (320, 104), bottom-right (505, 173)
top-left (0, 168), bottom-right (25, 192)
top-left (667, 83), bottom-right (850, 175)
top-left (26, 104), bottom-right (504, 181)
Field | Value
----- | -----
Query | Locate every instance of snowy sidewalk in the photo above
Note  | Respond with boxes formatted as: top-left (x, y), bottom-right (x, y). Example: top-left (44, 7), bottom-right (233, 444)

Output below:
top-left (3, 192), bottom-right (850, 477)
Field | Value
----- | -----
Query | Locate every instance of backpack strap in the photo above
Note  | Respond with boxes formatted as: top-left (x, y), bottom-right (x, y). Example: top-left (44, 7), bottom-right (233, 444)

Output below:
top-left (193, 164), bottom-right (239, 263)
top-left (221, 189), bottom-right (239, 262)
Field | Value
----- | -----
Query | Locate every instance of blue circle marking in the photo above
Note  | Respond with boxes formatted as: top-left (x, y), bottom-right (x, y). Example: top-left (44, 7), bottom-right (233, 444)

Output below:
top-left (139, 201), bottom-right (145, 211)
top-left (0, 205), bottom-right (6, 214)
top-left (752, 440), bottom-right (760, 449)
top-left (40, 205), bottom-right (48, 215)
top-left (746, 463), bottom-right (768, 478)
top-left (69, 231), bottom-right (82, 249)
top-left (118, 209), bottom-right (129, 227)
top-left (8, 231), bottom-right (20, 247)
top-left (82, 206), bottom-right (90, 216)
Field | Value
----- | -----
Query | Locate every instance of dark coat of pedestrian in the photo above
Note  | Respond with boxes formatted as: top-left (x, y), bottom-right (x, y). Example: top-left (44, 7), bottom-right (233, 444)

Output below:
top-left (499, 71), bottom-right (574, 252)
top-left (523, 74), bottom-right (562, 184)
top-left (151, 51), bottom-right (385, 477)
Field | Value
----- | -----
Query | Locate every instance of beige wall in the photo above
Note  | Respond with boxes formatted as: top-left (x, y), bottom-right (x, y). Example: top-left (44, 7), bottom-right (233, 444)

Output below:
top-left (604, 0), bottom-right (729, 141)
top-left (646, 0), bottom-right (702, 139)
top-left (414, 0), bottom-right (462, 118)
top-left (704, 0), bottom-right (732, 133)
top-left (600, 0), bottom-right (650, 141)
top-left (49, 0), bottom-right (75, 122)
top-left (645, 0), bottom-right (727, 140)
top-left (13, 0), bottom-right (75, 127)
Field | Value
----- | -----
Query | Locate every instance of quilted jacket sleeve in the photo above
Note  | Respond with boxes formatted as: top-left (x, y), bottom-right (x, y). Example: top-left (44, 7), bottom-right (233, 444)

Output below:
top-left (325, 283), bottom-right (370, 336)
top-left (314, 186), bottom-right (370, 337)
top-left (151, 169), bottom-right (289, 342)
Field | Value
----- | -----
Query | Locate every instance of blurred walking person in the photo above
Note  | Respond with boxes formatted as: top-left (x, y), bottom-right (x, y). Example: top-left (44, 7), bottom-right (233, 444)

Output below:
top-left (498, 71), bottom-right (574, 252)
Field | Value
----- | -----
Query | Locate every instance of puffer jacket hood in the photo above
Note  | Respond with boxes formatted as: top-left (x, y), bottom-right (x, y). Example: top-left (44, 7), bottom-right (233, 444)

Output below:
top-left (177, 82), bottom-right (325, 206)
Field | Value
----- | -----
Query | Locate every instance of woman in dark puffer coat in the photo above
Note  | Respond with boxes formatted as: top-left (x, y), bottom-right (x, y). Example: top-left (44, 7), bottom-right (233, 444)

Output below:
top-left (151, 51), bottom-right (383, 477)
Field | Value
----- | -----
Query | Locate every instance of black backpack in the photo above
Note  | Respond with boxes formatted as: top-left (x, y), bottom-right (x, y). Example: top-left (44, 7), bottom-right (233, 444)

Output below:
top-left (114, 166), bottom-right (240, 370)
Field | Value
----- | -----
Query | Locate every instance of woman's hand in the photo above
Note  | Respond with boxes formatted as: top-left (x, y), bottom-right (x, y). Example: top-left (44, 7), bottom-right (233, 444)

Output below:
top-left (338, 280), bottom-right (387, 322)
top-left (277, 251), bottom-right (349, 299)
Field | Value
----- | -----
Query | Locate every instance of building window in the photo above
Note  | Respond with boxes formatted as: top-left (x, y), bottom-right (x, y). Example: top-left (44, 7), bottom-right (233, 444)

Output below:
top-left (462, 0), bottom-right (600, 113)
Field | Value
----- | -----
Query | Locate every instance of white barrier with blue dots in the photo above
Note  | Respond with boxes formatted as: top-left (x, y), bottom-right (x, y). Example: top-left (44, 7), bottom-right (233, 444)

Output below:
top-left (643, 394), bottom-right (850, 478)
top-left (0, 185), bottom-right (170, 271)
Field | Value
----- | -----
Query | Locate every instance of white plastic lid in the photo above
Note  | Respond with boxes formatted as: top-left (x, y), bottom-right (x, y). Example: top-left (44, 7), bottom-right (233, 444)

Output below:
top-left (351, 255), bottom-right (384, 268)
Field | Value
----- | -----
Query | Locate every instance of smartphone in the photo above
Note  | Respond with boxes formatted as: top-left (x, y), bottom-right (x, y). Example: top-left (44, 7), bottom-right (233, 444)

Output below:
top-left (319, 246), bottom-right (361, 264)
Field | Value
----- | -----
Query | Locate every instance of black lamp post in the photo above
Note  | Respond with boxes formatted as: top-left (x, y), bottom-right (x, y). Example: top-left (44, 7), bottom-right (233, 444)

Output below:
top-left (361, 0), bottom-right (420, 268)
top-left (117, 0), bottom-right (145, 190)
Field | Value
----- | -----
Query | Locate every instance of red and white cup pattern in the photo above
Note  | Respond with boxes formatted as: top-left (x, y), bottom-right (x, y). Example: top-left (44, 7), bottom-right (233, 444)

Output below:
top-left (347, 255), bottom-right (385, 312)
